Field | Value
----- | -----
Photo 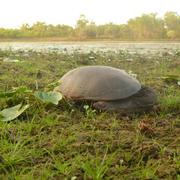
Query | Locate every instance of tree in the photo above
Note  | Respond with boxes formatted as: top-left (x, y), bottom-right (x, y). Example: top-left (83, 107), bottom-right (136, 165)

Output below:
top-left (83, 22), bottom-right (96, 38)
top-left (167, 30), bottom-right (176, 39)
top-left (0, 11), bottom-right (179, 40)
top-left (19, 23), bottom-right (32, 37)
top-left (103, 23), bottom-right (121, 38)
top-left (164, 12), bottom-right (180, 38)
top-left (128, 13), bottom-right (165, 39)
top-left (76, 14), bottom-right (89, 29)
top-left (75, 14), bottom-right (89, 39)
top-left (31, 22), bottom-right (47, 37)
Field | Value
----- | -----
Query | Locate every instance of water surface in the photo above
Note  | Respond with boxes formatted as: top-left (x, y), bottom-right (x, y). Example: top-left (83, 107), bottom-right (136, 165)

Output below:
top-left (0, 41), bottom-right (180, 54)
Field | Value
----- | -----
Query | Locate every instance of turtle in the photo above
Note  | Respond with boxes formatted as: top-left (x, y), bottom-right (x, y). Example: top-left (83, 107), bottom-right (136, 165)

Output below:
top-left (54, 66), bottom-right (157, 113)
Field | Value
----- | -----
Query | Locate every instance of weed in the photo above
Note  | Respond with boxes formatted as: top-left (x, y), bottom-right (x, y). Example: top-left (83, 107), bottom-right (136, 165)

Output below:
top-left (83, 105), bottom-right (96, 119)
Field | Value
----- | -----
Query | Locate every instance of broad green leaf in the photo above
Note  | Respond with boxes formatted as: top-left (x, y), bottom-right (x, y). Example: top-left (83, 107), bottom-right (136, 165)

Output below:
top-left (0, 104), bottom-right (29, 122)
top-left (34, 91), bottom-right (62, 105)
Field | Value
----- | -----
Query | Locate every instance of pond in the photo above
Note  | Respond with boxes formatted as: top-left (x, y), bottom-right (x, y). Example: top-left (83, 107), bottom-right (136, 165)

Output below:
top-left (0, 41), bottom-right (180, 54)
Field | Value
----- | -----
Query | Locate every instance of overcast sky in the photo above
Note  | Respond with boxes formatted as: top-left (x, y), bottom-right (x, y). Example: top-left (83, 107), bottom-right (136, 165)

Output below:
top-left (0, 0), bottom-right (180, 28)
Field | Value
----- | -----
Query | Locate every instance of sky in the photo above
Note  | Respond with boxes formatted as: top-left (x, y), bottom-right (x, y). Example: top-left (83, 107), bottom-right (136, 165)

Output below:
top-left (0, 0), bottom-right (180, 28)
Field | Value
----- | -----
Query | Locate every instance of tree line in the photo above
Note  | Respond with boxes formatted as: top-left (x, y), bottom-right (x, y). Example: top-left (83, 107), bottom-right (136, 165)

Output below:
top-left (0, 12), bottom-right (180, 40)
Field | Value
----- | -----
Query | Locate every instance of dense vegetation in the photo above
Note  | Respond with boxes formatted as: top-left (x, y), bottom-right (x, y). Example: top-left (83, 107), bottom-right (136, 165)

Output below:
top-left (0, 48), bottom-right (179, 179)
top-left (0, 11), bottom-right (180, 40)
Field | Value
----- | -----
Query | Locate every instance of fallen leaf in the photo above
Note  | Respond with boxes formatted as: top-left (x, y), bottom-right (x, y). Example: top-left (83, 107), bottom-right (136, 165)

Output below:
top-left (138, 121), bottom-right (155, 136)
top-left (0, 104), bottom-right (29, 122)
top-left (34, 91), bottom-right (63, 105)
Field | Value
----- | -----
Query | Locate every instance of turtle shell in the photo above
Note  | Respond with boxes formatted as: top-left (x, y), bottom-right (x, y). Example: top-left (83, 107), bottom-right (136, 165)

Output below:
top-left (56, 66), bottom-right (141, 101)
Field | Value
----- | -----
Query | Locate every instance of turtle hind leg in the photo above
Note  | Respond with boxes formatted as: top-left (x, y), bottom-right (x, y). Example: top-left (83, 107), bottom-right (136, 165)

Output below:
top-left (93, 86), bottom-right (157, 113)
top-left (132, 86), bottom-right (157, 107)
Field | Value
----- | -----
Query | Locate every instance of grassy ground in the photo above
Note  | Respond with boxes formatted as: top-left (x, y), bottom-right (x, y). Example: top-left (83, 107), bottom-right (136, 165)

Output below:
top-left (0, 48), bottom-right (179, 179)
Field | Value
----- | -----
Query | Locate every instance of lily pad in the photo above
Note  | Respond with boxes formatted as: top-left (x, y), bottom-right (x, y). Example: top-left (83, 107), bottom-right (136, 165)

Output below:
top-left (0, 104), bottom-right (29, 122)
top-left (34, 91), bottom-right (63, 105)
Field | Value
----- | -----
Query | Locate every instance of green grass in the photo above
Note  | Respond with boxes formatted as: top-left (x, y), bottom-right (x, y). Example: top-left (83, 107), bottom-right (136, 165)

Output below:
top-left (0, 48), bottom-right (180, 179)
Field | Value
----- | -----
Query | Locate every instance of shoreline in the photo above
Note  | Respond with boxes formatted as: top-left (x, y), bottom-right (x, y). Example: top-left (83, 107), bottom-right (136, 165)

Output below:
top-left (0, 38), bottom-right (180, 43)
